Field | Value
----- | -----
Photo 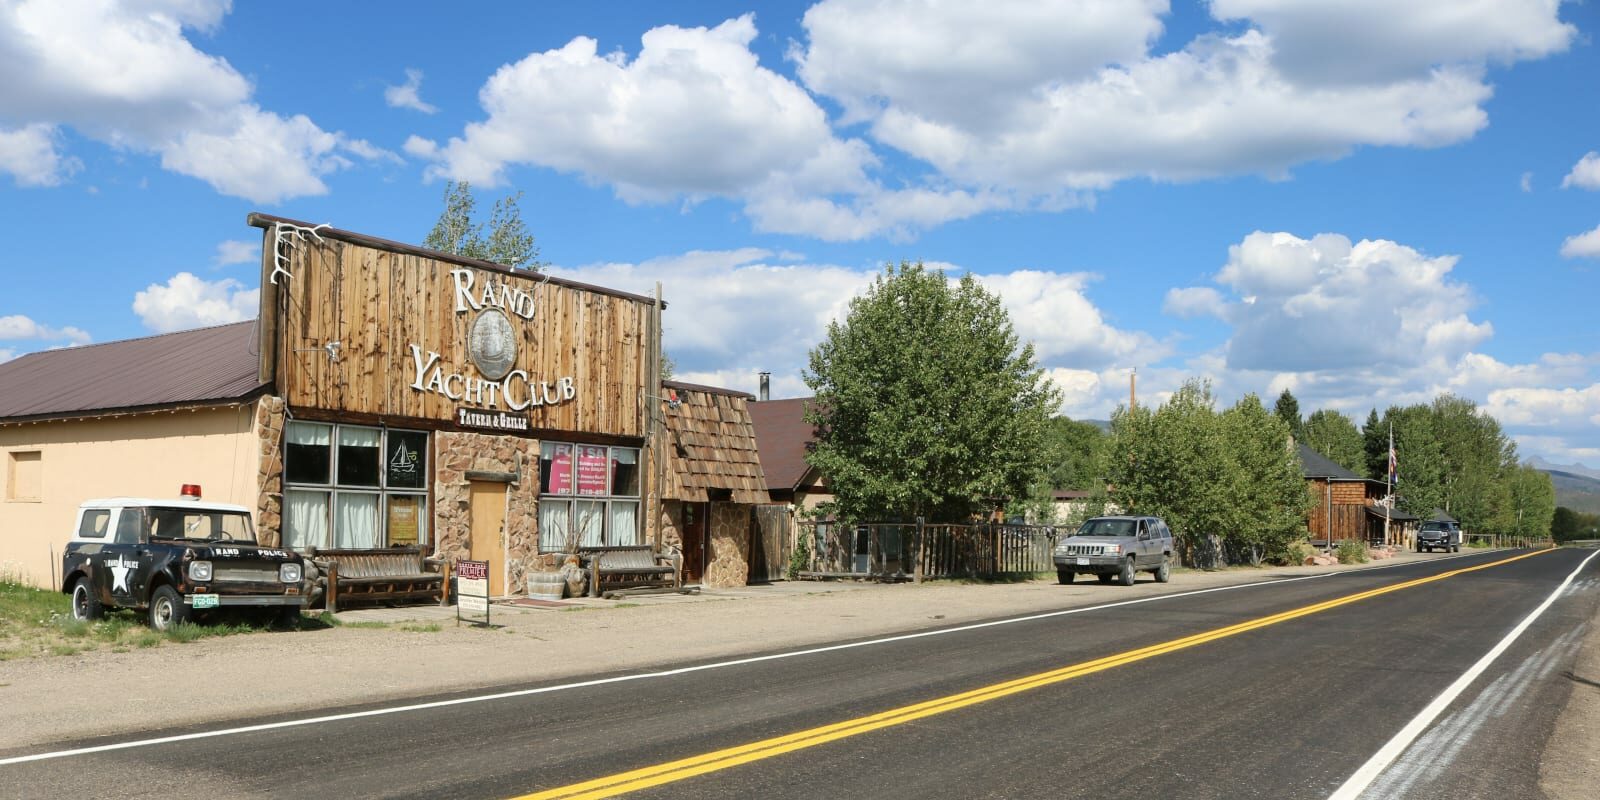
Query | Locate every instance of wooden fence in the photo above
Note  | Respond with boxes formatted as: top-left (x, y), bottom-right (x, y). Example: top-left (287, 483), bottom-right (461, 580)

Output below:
top-left (748, 505), bottom-right (791, 583)
top-left (797, 521), bottom-right (1058, 580)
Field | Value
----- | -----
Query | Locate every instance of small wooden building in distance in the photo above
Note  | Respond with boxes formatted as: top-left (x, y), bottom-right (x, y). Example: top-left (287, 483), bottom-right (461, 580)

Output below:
top-left (655, 381), bottom-right (770, 587)
top-left (1299, 443), bottom-right (1393, 545)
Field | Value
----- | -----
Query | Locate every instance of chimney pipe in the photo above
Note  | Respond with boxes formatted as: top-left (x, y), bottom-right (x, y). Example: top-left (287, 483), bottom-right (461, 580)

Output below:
top-left (758, 372), bottom-right (770, 402)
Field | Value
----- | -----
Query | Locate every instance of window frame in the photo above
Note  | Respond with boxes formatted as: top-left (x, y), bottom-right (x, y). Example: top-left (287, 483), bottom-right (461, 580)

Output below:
top-left (538, 441), bottom-right (642, 552)
top-left (282, 422), bottom-right (430, 552)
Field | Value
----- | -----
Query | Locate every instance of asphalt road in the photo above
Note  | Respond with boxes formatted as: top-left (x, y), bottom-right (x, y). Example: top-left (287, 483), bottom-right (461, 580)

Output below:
top-left (3, 548), bottom-right (1596, 800)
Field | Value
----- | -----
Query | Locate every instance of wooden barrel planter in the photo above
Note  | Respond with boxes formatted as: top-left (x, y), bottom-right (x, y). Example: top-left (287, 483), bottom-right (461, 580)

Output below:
top-left (527, 571), bottom-right (565, 601)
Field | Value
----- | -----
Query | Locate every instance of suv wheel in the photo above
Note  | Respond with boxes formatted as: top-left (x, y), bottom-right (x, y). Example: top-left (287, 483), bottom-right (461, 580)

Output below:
top-left (70, 577), bottom-right (103, 621)
top-left (147, 585), bottom-right (191, 632)
top-left (1117, 556), bottom-right (1137, 586)
top-left (1154, 557), bottom-right (1171, 583)
top-left (1056, 568), bottom-right (1074, 585)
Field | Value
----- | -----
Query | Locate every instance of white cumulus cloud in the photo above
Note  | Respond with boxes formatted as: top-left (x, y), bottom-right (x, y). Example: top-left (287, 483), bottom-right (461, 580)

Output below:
top-left (0, 314), bottom-right (91, 344)
top-left (0, 0), bottom-right (391, 202)
top-left (0, 122), bottom-right (78, 186)
top-left (1561, 224), bottom-right (1600, 259)
top-left (213, 239), bottom-right (257, 267)
top-left (132, 272), bottom-right (258, 332)
top-left (1564, 152), bottom-right (1600, 190)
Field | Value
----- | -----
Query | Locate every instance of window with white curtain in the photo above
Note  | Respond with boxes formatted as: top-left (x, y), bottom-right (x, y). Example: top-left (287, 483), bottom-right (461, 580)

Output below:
top-left (282, 421), bottom-right (428, 552)
top-left (538, 442), bottom-right (642, 552)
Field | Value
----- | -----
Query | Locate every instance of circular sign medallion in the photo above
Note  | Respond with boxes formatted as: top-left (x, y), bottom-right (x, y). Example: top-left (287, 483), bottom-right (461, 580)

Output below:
top-left (468, 308), bottom-right (517, 381)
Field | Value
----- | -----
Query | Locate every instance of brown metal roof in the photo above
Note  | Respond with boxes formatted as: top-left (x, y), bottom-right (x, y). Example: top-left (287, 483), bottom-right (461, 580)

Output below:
top-left (0, 321), bottom-right (266, 422)
top-left (748, 397), bottom-right (816, 493)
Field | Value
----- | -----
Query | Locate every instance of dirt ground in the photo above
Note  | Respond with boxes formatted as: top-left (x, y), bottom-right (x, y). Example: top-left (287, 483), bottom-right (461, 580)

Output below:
top-left (3, 549), bottom-right (1595, 777)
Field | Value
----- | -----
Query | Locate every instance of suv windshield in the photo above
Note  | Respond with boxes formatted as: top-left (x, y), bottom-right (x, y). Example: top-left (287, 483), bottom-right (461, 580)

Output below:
top-left (1076, 519), bottom-right (1136, 537)
top-left (144, 508), bottom-right (257, 542)
top-left (1420, 523), bottom-right (1451, 532)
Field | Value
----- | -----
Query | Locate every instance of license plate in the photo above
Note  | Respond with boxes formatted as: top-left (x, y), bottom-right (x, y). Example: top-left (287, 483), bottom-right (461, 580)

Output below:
top-left (1075, 558), bottom-right (1090, 566)
top-left (191, 593), bottom-right (220, 609)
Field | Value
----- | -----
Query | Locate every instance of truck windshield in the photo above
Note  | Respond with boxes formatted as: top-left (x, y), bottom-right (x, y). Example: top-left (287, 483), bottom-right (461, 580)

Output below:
top-left (1076, 519), bottom-right (1136, 537)
top-left (146, 508), bottom-right (256, 542)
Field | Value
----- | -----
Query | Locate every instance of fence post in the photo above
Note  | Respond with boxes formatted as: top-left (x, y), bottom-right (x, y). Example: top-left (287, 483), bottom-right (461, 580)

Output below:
top-left (914, 516), bottom-right (925, 585)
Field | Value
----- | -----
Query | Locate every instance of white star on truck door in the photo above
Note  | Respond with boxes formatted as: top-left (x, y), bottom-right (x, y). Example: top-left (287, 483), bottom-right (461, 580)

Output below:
top-left (108, 556), bottom-right (133, 592)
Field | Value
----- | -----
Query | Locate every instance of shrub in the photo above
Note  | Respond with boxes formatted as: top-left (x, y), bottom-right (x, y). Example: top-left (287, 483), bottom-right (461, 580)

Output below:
top-left (1335, 539), bottom-right (1369, 564)
top-left (1277, 539), bottom-right (1315, 566)
top-left (787, 538), bottom-right (812, 580)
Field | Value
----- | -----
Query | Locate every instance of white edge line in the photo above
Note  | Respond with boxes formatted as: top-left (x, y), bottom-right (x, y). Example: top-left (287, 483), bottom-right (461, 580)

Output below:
top-left (0, 549), bottom-right (1505, 767)
top-left (1327, 547), bottom-right (1600, 800)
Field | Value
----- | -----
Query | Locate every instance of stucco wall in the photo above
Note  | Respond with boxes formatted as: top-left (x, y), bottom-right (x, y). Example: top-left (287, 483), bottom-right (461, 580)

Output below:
top-left (0, 403), bottom-right (260, 588)
top-left (703, 502), bottom-right (750, 588)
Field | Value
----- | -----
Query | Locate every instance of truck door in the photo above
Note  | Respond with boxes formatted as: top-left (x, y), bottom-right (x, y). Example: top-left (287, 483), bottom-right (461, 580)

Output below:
top-left (104, 507), bottom-right (147, 608)
top-left (1135, 519), bottom-right (1152, 566)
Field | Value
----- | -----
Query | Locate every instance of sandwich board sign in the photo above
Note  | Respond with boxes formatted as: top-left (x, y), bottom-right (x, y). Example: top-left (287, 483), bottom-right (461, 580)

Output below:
top-left (456, 559), bottom-right (491, 627)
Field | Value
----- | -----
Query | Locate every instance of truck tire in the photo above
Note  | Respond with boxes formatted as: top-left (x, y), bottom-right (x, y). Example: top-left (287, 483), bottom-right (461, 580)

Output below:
top-left (147, 585), bottom-right (191, 632)
top-left (1154, 557), bottom-right (1171, 583)
top-left (70, 576), bottom-right (103, 622)
top-left (1117, 556), bottom-right (1137, 586)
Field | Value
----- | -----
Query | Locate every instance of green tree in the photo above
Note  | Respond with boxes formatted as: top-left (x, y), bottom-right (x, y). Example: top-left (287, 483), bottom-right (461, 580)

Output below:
top-left (1220, 394), bottom-right (1316, 565)
top-left (1430, 394), bottom-right (1517, 533)
top-left (1273, 389), bottom-right (1302, 439)
top-left (423, 180), bottom-right (544, 270)
top-left (1362, 408), bottom-right (1387, 480)
top-left (804, 262), bottom-right (1061, 523)
top-left (1551, 506), bottom-right (1600, 542)
top-left (1042, 417), bottom-right (1106, 492)
top-left (1505, 464), bottom-right (1556, 540)
top-left (1385, 404), bottom-right (1445, 518)
top-left (1302, 409), bottom-right (1363, 473)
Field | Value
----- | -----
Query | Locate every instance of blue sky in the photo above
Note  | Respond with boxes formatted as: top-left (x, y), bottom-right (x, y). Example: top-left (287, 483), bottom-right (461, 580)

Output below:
top-left (2, 0), bottom-right (1598, 466)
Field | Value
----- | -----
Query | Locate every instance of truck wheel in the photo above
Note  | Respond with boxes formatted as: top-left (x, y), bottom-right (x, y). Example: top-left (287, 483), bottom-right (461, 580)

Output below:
top-left (1154, 558), bottom-right (1171, 583)
top-left (70, 577), bottom-right (103, 622)
top-left (147, 585), bottom-right (191, 632)
top-left (1117, 556), bottom-right (1137, 586)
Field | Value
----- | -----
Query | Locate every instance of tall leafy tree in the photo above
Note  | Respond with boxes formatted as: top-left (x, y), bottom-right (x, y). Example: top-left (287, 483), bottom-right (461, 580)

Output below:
top-left (1042, 417), bottom-right (1107, 492)
top-left (1362, 408), bottom-right (1387, 480)
top-left (804, 262), bottom-right (1061, 522)
top-left (1430, 394), bottom-right (1517, 533)
top-left (1273, 389), bottom-right (1302, 439)
top-left (1384, 404), bottom-right (1446, 517)
top-left (424, 180), bottom-right (544, 270)
top-left (1505, 465), bottom-right (1556, 540)
top-left (1221, 394), bottom-right (1316, 565)
top-left (1302, 409), bottom-right (1363, 473)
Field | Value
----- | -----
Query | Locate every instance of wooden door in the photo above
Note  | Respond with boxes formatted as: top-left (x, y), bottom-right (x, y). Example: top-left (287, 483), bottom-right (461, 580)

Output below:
top-left (468, 481), bottom-right (507, 596)
top-left (681, 502), bottom-right (706, 585)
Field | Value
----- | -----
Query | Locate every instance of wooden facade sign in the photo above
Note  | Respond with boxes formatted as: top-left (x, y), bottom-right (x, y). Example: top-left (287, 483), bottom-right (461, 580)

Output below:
top-left (264, 220), bottom-right (652, 439)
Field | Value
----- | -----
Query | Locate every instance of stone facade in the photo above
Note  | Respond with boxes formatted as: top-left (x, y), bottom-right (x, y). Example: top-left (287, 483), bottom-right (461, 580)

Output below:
top-left (703, 502), bottom-right (750, 588)
top-left (433, 430), bottom-right (543, 594)
top-left (255, 396), bottom-right (285, 547)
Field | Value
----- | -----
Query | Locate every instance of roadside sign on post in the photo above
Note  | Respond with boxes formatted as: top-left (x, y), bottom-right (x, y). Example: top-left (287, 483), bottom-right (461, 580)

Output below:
top-left (456, 559), bottom-right (492, 627)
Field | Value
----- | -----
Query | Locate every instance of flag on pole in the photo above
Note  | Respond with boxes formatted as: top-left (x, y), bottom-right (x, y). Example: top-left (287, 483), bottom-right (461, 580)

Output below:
top-left (1388, 425), bottom-right (1399, 486)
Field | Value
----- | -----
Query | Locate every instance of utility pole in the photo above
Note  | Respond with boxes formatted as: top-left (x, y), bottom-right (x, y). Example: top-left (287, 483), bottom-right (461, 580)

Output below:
top-left (1129, 368), bottom-right (1137, 409)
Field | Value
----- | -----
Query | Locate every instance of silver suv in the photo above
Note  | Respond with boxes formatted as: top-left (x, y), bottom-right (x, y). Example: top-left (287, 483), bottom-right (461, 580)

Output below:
top-left (1053, 515), bottom-right (1174, 586)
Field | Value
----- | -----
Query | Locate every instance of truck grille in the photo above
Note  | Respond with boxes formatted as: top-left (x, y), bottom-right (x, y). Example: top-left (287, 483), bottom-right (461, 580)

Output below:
top-left (1059, 545), bottom-right (1104, 556)
top-left (213, 566), bottom-right (280, 582)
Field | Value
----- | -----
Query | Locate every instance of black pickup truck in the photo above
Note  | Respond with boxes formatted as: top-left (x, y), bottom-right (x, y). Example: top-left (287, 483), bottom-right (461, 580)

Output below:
top-left (61, 493), bottom-right (311, 630)
top-left (1416, 520), bottom-right (1462, 553)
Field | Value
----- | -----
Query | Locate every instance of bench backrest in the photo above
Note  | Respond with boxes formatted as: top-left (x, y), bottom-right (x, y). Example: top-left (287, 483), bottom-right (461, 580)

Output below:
top-left (317, 547), bottom-right (427, 578)
top-left (580, 546), bottom-right (661, 570)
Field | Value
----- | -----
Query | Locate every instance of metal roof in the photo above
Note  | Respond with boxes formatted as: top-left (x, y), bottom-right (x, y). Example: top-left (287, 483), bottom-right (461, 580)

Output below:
top-left (1297, 443), bottom-right (1364, 480)
top-left (748, 397), bottom-right (816, 493)
top-left (0, 321), bottom-right (265, 422)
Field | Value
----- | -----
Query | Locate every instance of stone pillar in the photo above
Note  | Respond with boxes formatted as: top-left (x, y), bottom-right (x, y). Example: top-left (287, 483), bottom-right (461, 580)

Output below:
top-left (433, 430), bottom-right (544, 594)
top-left (703, 502), bottom-right (751, 588)
top-left (254, 396), bottom-right (285, 547)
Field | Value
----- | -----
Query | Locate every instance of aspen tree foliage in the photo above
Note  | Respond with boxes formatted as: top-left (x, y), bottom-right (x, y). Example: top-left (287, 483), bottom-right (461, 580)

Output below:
top-left (424, 180), bottom-right (544, 271)
top-left (803, 262), bottom-right (1060, 523)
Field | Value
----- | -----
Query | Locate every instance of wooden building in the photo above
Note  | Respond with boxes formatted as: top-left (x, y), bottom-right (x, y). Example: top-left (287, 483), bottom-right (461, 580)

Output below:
top-left (1298, 443), bottom-right (1404, 546)
top-left (654, 382), bottom-right (771, 587)
top-left (0, 214), bottom-right (771, 597)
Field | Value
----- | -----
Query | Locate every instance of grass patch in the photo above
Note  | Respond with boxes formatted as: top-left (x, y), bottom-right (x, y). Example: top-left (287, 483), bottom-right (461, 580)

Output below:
top-left (322, 614), bottom-right (390, 629)
top-left (399, 622), bottom-right (442, 633)
top-left (1336, 540), bottom-right (1370, 565)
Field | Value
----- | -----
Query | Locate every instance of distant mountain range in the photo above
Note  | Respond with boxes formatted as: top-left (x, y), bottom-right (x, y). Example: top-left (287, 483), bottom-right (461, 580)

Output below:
top-left (1537, 466), bottom-right (1600, 515)
top-left (1529, 456), bottom-right (1600, 482)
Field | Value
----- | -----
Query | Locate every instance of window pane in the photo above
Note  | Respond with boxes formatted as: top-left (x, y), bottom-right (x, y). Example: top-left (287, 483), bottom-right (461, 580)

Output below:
top-left (575, 500), bottom-right (605, 548)
top-left (285, 422), bottom-right (332, 484)
top-left (386, 494), bottom-right (426, 547)
top-left (540, 442), bottom-right (573, 495)
top-left (335, 493), bottom-right (380, 548)
top-left (385, 430), bottom-right (428, 489)
top-left (608, 501), bottom-right (639, 546)
top-left (78, 509), bottom-right (110, 539)
top-left (575, 445), bottom-right (608, 496)
top-left (610, 448), bottom-right (640, 497)
top-left (284, 490), bottom-right (329, 551)
top-left (539, 499), bottom-right (570, 552)
top-left (114, 508), bottom-right (144, 545)
top-left (337, 426), bottom-right (382, 487)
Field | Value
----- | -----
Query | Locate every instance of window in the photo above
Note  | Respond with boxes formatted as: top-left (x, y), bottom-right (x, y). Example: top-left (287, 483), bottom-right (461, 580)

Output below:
top-left (282, 422), bottom-right (429, 552)
top-left (6, 450), bottom-right (41, 501)
top-left (77, 509), bottom-right (110, 539)
top-left (538, 442), bottom-right (641, 552)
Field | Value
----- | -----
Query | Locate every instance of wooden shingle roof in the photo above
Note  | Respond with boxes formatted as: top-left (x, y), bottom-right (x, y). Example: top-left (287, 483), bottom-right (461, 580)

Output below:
top-left (661, 382), bottom-right (770, 504)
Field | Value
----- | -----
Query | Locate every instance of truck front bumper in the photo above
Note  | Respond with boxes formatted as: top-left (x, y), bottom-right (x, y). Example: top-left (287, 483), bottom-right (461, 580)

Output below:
top-left (1053, 555), bottom-right (1123, 573)
top-left (185, 593), bottom-right (307, 608)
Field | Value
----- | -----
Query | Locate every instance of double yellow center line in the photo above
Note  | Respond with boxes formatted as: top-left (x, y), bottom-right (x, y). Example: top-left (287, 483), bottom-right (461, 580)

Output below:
top-left (516, 549), bottom-right (1554, 800)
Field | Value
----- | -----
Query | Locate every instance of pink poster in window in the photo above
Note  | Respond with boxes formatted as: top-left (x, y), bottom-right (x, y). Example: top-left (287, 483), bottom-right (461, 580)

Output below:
top-left (548, 444), bottom-right (573, 494)
top-left (576, 445), bottom-right (608, 496)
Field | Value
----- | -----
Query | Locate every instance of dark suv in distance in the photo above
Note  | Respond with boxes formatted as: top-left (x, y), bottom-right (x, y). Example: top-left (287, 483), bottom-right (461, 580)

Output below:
top-left (1416, 521), bottom-right (1461, 553)
top-left (1052, 515), bottom-right (1174, 586)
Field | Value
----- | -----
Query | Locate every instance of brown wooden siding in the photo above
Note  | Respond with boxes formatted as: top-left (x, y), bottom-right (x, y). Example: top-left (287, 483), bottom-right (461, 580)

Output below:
top-left (273, 237), bottom-right (649, 438)
top-left (1306, 478), bottom-right (1370, 542)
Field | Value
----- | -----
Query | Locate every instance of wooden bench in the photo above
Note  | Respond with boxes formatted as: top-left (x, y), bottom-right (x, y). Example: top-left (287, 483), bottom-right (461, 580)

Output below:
top-left (579, 546), bottom-right (678, 598)
top-left (311, 546), bottom-right (449, 613)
